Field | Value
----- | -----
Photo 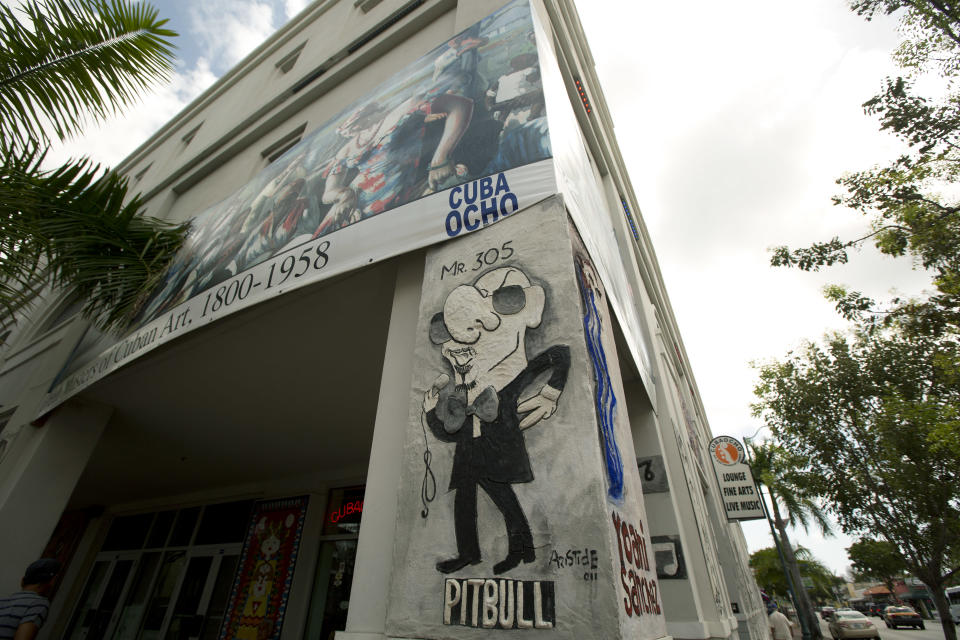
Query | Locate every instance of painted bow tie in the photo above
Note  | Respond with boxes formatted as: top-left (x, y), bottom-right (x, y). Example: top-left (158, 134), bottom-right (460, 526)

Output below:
top-left (437, 385), bottom-right (499, 432)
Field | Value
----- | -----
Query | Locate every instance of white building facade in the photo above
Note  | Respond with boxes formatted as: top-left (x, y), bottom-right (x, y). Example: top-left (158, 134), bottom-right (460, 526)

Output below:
top-left (0, 1), bottom-right (767, 639)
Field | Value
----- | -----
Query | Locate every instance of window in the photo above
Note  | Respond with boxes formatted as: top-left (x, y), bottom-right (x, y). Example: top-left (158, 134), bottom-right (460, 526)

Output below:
top-left (354, 0), bottom-right (383, 12)
top-left (261, 123), bottom-right (307, 164)
top-left (302, 486), bottom-right (365, 639)
top-left (275, 42), bottom-right (306, 74)
top-left (181, 122), bottom-right (203, 146)
top-left (133, 163), bottom-right (152, 184)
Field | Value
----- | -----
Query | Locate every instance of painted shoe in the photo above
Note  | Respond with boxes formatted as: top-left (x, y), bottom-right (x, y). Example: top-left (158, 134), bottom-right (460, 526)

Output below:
top-left (436, 555), bottom-right (481, 573)
top-left (493, 547), bottom-right (535, 575)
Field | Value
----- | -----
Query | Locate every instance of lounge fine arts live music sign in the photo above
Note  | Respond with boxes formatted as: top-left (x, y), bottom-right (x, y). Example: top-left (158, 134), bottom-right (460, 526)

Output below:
top-left (708, 436), bottom-right (765, 521)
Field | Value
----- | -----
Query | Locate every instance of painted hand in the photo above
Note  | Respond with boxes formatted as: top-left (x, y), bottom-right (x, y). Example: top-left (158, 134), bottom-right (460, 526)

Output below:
top-left (329, 188), bottom-right (358, 223)
top-left (422, 374), bottom-right (449, 414)
top-left (517, 385), bottom-right (561, 429)
top-left (428, 161), bottom-right (454, 191)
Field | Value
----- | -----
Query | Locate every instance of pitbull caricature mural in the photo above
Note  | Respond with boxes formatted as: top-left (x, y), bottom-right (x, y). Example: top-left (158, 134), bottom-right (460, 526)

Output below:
top-left (421, 266), bottom-right (570, 575)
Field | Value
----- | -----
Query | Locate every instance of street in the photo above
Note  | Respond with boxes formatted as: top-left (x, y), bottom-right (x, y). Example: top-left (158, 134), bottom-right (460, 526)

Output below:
top-left (816, 616), bottom-right (951, 640)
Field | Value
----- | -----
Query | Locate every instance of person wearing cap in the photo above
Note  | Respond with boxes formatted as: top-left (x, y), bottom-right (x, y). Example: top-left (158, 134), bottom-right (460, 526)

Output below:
top-left (0, 559), bottom-right (60, 640)
top-left (769, 601), bottom-right (796, 640)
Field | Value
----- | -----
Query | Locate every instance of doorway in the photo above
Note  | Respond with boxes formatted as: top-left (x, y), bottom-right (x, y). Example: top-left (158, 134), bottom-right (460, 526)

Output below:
top-left (63, 501), bottom-right (251, 640)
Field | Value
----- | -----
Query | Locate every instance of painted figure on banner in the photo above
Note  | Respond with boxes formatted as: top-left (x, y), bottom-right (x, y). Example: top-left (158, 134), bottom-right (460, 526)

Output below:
top-left (234, 515), bottom-right (293, 639)
top-left (316, 25), bottom-right (497, 235)
top-left (220, 500), bottom-right (307, 640)
top-left (136, 0), bottom-right (551, 324)
top-left (574, 250), bottom-right (625, 501)
top-left (421, 266), bottom-right (570, 575)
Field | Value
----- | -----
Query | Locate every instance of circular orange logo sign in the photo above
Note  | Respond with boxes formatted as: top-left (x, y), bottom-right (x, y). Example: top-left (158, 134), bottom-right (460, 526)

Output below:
top-left (714, 442), bottom-right (740, 465)
top-left (709, 436), bottom-right (745, 466)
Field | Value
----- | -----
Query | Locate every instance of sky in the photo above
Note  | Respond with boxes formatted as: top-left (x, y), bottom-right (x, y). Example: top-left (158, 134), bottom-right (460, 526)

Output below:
top-left (41, 0), bottom-right (938, 580)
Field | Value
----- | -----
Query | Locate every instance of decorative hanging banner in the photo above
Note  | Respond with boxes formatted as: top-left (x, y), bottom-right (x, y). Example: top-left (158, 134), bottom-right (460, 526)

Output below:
top-left (218, 496), bottom-right (309, 640)
top-left (40, 0), bottom-right (555, 416)
top-left (708, 436), bottom-right (765, 521)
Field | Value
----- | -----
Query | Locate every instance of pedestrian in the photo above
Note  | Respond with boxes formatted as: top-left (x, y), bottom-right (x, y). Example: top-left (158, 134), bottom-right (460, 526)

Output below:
top-left (769, 601), bottom-right (796, 640)
top-left (0, 559), bottom-right (61, 640)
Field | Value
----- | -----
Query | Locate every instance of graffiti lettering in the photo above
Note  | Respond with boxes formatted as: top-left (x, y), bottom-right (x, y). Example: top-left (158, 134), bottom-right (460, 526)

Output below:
top-left (547, 548), bottom-right (598, 573)
top-left (443, 578), bottom-right (554, 629)
top-left (612, 510), bottom-right (662, 617)
top-left (444, 173), bottom-right (519, 237)
top-left (619, 567), bottom-right (662, 617)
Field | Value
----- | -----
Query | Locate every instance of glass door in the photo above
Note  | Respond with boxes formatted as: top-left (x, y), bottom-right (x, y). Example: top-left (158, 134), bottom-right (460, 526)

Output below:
top-left (124, 550), bottom-right (189, 640)
top-left (155, 547), bottom-right (240, 640)
top-left (62, 501), bottom-right (253, 640)
top-left (64, 552), bottom-right (140, 640)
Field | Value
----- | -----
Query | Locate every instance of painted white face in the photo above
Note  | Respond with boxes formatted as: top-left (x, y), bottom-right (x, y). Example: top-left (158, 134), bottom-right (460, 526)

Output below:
top-left (261, 533), bottom-right (281, 558)
top-left (253, 563), bottom-right (272, 597)
top-left (431, 267), bottom-right (545, 389)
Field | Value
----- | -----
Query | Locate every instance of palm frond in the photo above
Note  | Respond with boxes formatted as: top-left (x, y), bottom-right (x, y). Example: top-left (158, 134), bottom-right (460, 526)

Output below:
top-left (0, 145), bottom-right (190, 332)
top-left (0, 0), bottom-right (177, 154)
top-left (748, 439), bottom-right (834, 537)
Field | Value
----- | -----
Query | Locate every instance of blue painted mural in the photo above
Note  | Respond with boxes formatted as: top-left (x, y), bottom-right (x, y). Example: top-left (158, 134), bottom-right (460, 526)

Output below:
top-left (575, 253), bottom-right (624, 501)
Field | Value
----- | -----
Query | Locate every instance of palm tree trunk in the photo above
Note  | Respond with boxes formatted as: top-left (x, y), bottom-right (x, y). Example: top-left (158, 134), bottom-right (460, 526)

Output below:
top-left (770, 495), bottom-right (823, 640)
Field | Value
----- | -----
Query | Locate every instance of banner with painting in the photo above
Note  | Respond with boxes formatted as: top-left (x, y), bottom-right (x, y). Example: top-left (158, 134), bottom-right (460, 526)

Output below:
top-left (41, 0), bottom-right (555, 415)
top-left (219, 496), bottom-right (309, 640)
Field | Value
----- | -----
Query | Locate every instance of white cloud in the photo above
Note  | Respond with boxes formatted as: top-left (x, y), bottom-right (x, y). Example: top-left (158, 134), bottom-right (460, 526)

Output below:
top-left (44, 57), bottom-right (218, 168)
top-left (578, 0), bottom-right (925, 570)
top-left (284, 0), bottom-right (310, 20)
top-left (188, 0), bottom-right (277, 72)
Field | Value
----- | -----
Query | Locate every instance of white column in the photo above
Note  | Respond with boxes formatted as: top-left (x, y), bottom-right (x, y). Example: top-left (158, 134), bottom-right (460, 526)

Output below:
top-left (0, 398), bottom-right (111, 592)
top-left (338, 253), bottom-right (423, 640)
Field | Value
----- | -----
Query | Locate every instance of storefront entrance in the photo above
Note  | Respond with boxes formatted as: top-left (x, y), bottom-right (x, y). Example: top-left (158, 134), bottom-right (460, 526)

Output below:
top-left (42, 264), bottom-right (396, 639)
top-left (63, 501), bottom-right (251, 640)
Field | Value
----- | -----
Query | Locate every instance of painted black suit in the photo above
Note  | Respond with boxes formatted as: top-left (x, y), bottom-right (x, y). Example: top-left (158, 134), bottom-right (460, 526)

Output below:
top-left (426, 345), bottom-right (570, 572)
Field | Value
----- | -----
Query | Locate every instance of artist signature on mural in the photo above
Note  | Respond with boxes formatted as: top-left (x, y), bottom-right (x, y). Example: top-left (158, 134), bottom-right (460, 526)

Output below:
top-left (548, 547), bottom-right (599, 581)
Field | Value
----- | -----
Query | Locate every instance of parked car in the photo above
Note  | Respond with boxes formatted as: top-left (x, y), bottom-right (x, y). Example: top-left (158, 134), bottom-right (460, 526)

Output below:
top-left (822, 607), bottom-right (837, 621)
top-left (829, 610), bottom-right (880, 640)
top-left (883, 605), bottom-right (925, 630)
